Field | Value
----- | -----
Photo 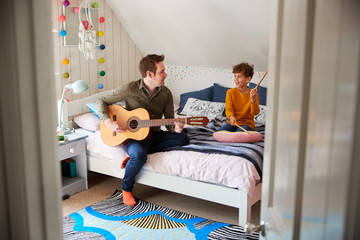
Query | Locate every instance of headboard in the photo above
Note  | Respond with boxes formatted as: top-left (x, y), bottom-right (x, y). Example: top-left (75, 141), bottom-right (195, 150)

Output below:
top-left (60, 90), bottom-right (112, 129)
top-left (60, 66), bottom-right (268, 128)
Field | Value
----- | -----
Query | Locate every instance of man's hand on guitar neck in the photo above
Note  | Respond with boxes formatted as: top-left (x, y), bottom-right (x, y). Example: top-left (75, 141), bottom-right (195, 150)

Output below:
top-left (104, 118), bottom-right (126, 133)
top-left (174, 119), bottom-right (184, 133)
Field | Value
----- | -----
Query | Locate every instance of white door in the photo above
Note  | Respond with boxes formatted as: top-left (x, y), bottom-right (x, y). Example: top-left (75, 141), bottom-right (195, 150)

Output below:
top-left (258, 0), bottom-right (360, 239)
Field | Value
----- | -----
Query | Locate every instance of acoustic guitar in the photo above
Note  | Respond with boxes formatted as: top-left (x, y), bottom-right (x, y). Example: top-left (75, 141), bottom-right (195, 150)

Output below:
top-left (100, 105), bottom-right (209, 146)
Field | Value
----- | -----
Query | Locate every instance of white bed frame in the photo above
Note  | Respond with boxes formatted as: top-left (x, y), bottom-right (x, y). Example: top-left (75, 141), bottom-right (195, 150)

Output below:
top-left (61, 91), bottom-right (262, 226)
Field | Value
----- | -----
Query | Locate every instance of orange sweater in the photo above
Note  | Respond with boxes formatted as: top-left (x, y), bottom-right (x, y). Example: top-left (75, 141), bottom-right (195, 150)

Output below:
top-left (225, 88), bottom-right (260, 130)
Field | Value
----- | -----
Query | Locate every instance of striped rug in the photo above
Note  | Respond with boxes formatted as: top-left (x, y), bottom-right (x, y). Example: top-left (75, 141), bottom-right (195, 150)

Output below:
top-left (63, 190), bottom-right (259, 240)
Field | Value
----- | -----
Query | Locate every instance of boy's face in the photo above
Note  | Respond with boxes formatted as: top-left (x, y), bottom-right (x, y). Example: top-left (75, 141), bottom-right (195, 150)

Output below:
top-left (234, 72), bottom-right (251, 88)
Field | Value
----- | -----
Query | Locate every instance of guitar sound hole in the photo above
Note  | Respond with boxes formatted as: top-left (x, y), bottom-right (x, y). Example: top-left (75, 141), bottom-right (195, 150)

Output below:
top-left (129, 120), bottom-right (138, 130)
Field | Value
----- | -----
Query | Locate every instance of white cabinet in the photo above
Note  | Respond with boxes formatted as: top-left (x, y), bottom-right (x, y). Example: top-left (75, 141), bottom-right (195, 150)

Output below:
top-left (58, 133), bottom-right (88, 196)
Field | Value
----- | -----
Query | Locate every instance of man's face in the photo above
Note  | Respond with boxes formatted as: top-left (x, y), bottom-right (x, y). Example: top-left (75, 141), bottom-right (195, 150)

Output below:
top-left (153, 62), bottom-right (167, 87)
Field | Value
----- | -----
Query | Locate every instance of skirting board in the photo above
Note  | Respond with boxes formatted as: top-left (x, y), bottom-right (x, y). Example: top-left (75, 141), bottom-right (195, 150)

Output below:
top-left (87, 154), bottom-right (261, 226)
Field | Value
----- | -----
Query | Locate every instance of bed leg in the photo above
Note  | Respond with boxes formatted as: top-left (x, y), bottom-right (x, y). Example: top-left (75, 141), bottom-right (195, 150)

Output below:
top-left (238, 191), bottom-right (250, 226)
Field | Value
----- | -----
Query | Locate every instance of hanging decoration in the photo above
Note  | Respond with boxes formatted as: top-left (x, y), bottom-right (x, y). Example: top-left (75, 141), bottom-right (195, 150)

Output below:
top-left (99, 44), bottom-right (105, 50)
top-left (63, 1), bottom-right (70, 7)
top-left (99, 17), bottom-right (105, 23)
top-left (92, 2), bottom-right (99, 8)
top-left (100, 71), bottom-right (105, 76)
top-left (78, 0), bottom-right (96, 60)
top-left (60, 30), bottom-right (67, 36)
top-left (99, 58), bottom-right (105, 63)
top-left (63, 59), bottom-right (70, 65)
top-left (98, 83), bottom-right (104, 89)
top-left (63, 72), bottom-right (70, 78)
top-left (59, 15), bottom-right (66, 22)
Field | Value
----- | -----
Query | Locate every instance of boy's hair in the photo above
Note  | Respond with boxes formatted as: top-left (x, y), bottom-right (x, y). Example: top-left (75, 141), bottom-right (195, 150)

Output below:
top-left (139, 54), bottom-right (165, 78)
top-left (232, 62), bottom-right (254, 78)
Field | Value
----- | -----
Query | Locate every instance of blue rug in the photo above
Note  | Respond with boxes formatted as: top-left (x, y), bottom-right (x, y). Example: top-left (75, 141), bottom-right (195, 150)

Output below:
top-left (63, 190), bottom-right (259, 240)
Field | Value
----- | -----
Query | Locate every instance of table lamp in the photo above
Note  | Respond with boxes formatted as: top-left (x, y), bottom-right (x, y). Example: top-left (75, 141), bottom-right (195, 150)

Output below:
top-left (57, 80), bottom-right (89, 134)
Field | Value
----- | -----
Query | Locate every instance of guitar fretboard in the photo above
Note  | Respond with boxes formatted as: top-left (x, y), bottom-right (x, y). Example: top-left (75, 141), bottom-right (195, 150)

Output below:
top-left (137, 118), bottom-right (187, 127)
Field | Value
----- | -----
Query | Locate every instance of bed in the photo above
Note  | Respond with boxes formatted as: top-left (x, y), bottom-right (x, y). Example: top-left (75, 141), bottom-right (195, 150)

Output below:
top-left (60, 83), bottom-right (266, 226)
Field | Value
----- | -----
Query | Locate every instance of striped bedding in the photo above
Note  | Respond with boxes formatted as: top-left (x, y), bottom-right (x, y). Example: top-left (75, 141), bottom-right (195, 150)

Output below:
top-left (166, 116), bottom-right (265, 178)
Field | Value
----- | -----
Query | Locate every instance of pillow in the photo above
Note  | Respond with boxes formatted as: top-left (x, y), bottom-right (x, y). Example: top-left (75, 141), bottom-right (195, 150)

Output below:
top-left (213, 83), bottom-right (230, 103)
top-left (248, 83), bottom-right (267, 105)
top-left (180, 98), bottom-right (225, 120)
top-left (213, 131), bottom-right (262, 143)
top-left (87, 131), bottom-right (129, 168)
top-left (255, 105), bottom-right (266, 125)
top-left (86, 102), bottom-right (99, 117)
top-left (73, 113), bottom-right (101, 132)
top-left (178, 86), bottom-right (214, 114)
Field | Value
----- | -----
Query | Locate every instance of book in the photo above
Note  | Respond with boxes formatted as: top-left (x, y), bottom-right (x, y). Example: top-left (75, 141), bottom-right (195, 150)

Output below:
top-left (61, 159), bottom-right (77, 178)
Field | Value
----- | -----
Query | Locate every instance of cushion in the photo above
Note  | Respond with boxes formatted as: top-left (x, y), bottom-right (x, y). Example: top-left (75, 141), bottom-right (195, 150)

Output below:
top-left (213, 131), bottom-right (262, 143)
top-left (86, 102), bottom-right (99, 117)
top-left (248, 83), bottom-right (267, 105)
top-left (73, 113), bottom-right (101, 132)
top-left (87, 131), bottom-right (129, 167)
top-left (213, 83), bottom-right (230, 103)
top-left (180, 98), bottom-right (225, 120)
top-left (254, 105), bottom-right (266, 125)
top-left (178, 86), bottom-right (214, 114)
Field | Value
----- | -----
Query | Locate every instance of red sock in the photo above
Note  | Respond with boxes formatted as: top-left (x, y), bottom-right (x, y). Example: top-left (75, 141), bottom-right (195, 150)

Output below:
top-left (122, 190), bottom-right (136, 206)
top-left (121, 156), bottom-right (130, 169)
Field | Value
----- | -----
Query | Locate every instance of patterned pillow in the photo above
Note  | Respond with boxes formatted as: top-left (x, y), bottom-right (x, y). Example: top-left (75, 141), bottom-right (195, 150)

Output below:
top-left (178, 86), bottom-right (214, 114)
top-left (180, 98), bottom-right (225, 120)
top-left (254, 105), bottom-right (266, 125)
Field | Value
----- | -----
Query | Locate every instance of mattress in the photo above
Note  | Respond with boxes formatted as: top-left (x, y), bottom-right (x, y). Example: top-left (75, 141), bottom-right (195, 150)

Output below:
top-left (85, 130), bottom-right (261, 196)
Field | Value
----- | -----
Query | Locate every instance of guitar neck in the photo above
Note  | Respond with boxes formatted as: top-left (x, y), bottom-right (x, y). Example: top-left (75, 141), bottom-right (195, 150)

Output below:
top-left (138, 118), bottom-right (187, 128)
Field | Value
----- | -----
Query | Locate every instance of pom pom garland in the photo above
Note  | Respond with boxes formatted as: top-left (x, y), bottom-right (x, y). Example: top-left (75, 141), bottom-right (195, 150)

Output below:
top-left (60, 30), bottom-right (67, 36)
top-left (59, 15), bottom-right (66, 22)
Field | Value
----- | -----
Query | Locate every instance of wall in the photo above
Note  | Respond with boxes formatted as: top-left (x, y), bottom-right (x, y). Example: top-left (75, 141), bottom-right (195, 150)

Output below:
top-left (165, 65), bottom-right (268, 105)
top-left (53, 0), bottom-right (143, 101)
top-left (106, 0), bottom-right (271, 70)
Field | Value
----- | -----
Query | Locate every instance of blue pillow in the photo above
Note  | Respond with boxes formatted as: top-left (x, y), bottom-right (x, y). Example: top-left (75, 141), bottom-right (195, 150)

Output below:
top-left (248, 83), bottom-right (267, 105)
top-left (178, 86), bottom-right (214, 114)
top-left (213, 83), bottom-right (230, 103)
top-left (86, 102), bottom-right (100, 118)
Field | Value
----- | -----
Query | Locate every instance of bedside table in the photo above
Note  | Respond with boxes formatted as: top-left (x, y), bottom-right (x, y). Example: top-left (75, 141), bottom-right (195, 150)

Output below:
top-left (58, 132), bottom-right (88, 196)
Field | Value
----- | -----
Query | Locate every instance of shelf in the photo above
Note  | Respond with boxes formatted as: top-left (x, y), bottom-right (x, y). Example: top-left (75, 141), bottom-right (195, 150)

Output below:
top-left (61, 176), bottom-right (86, 196)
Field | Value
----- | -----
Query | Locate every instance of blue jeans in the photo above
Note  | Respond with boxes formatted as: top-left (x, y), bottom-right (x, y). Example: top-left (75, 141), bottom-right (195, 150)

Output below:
top-left (217, 123), bottom-right (251, 132)
top-left (122, 131), bottom-right (189, 192)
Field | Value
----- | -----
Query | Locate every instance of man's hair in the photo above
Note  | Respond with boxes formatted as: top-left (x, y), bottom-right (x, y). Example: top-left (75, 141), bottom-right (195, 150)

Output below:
top-left (138, 54), bottom-right (165, 78)
top-left (232, 62), bottom-right (254, 78)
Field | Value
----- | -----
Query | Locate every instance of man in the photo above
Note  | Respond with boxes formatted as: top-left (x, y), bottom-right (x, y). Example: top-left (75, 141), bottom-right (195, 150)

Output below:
top-left (96, 54), bottom-right (189, 206)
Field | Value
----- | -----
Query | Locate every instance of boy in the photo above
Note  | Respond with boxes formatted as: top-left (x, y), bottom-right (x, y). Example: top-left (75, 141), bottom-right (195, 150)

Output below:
top-left (217, 62), bottom-right (260, 132)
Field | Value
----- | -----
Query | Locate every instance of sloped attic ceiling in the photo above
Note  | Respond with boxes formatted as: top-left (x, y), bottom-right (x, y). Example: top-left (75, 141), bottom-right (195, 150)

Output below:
top-left (106, 0), bottom-right (271, 71)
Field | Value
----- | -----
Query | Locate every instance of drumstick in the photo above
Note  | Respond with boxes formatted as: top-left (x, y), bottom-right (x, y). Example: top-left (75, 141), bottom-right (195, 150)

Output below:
top-left (235, 123), bottom-right (249, 133)
top-left (255, 69), bottom-right (269, 89)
